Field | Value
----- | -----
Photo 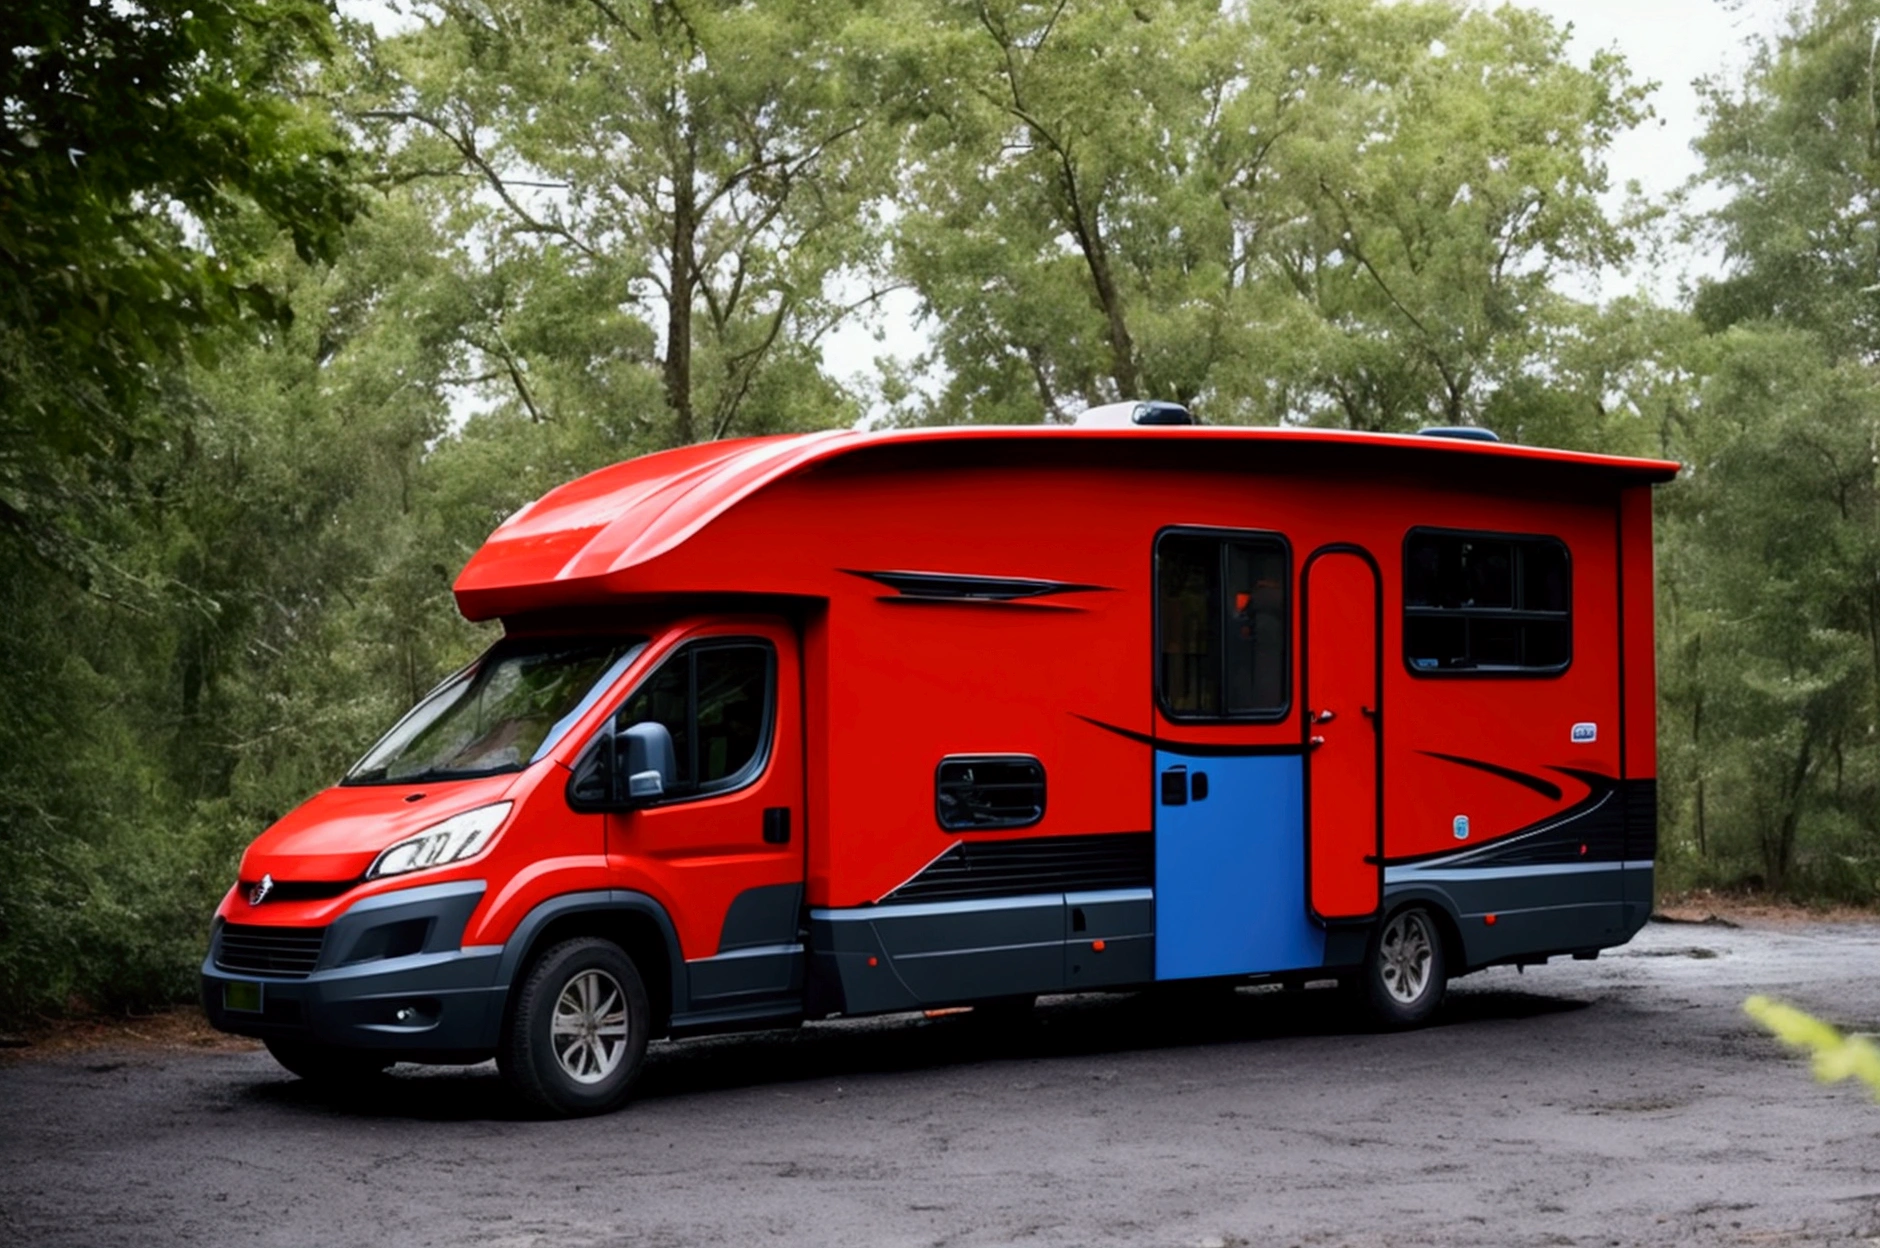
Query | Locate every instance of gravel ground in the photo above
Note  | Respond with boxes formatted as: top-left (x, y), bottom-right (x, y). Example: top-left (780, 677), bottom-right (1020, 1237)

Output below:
top-left (2, 917), bottom-right (1878, 1247)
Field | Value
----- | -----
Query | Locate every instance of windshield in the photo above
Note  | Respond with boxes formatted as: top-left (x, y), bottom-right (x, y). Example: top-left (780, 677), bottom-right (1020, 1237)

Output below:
top-left (345, 636), bottom-right (643, 785)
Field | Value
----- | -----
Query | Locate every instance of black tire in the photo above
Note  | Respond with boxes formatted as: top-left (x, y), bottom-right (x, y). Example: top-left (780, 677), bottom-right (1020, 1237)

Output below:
top-left (498, 937), bottom-right (650, 1118)
top-left (263, 1037), bottom-right (393, 1083)
top-left (1359, 905), bottom-right (1448, 1029)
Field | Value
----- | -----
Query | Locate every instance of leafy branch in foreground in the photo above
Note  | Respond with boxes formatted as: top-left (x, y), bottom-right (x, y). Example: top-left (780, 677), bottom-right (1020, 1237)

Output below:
top-left (1744, 995), bottom-right (1880, 1099)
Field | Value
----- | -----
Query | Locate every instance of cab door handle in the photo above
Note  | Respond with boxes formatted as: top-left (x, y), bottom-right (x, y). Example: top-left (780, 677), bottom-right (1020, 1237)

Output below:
top-left (763, 807), bottom-right (791, 844)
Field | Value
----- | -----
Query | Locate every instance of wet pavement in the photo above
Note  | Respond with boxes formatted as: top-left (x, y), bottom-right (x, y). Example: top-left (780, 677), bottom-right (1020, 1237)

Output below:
top-left (2, 917), bottom-right (1878, 1247)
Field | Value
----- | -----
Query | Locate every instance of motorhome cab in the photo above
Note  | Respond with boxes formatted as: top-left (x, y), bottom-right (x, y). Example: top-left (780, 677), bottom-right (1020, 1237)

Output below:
top-left (203, 406), bottom-right (1677, 1116)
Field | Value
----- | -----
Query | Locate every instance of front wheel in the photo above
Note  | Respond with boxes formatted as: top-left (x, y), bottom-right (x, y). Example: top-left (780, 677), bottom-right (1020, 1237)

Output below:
top-left (498, 937), bottom-right (650, 1118)
top-left (1359, 906), bottom-right (1447, 1029)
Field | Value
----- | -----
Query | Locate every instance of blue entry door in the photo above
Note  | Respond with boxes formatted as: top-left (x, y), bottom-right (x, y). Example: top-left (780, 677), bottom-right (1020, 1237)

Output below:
top-left (1154, 750), bottom-right (1324, 980)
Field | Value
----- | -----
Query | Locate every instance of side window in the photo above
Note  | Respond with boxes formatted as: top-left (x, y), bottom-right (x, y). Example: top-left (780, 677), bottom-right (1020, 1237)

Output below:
top-left (616, 641), bottom-right (774, 796)
top-left (1156, 530), bottom-right (1290, 719)
top-left (935, 756), bottom-right (1046, 831)
top-left (1404, 530), bottom-right (1570, 674)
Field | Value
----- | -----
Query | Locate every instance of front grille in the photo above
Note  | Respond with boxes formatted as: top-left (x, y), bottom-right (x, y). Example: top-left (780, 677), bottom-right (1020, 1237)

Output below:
top-left (888, 831), bottom-right (1154, 902)
top-left (238, 878), bottom-right (357, 903)
top-left (216, 924), bottom-right (327, 978)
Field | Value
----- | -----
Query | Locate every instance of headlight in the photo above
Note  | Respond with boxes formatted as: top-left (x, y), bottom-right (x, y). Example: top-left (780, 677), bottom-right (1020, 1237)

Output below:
top-left (368, 803), bottom-right (512, 879)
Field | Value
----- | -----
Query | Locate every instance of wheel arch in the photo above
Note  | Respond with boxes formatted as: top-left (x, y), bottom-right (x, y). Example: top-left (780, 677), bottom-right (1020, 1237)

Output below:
top-left (495, 891), bottom-right (688, 1038)
top-left (1378, 885), bottom-right (1467, 977)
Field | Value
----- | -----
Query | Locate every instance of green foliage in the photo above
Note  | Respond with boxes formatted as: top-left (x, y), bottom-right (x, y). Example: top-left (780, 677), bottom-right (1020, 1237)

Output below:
top-left (886, 0), bottom-right (1646, 430)
top-left (0, 0), bottom-right (360, 556)
top-left (1653, 0), bottom-right (1880, 900)
top-left (1745, 996), bottom-right (1880, 1100)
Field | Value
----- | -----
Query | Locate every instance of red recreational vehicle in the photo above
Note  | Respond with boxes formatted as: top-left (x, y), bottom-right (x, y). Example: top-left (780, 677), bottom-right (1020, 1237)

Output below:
top-left (203, 406), bottom-right (1677, 1115)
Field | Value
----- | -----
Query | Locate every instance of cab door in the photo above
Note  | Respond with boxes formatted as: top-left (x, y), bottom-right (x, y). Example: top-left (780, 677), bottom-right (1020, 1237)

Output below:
top-left (604, 619), bottom-right (806, 1020)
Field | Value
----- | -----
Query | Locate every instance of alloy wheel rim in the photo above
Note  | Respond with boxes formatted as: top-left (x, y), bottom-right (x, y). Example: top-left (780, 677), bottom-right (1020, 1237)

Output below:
top-left (551, 968), bottom-right (629, 1084)
top-left (1379, 911), bottom-right (1434, 1005)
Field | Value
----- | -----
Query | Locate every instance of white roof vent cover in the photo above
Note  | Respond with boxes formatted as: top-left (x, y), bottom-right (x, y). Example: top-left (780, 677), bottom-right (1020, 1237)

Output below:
top-left (1073, 400), bottom-right (1195, 428)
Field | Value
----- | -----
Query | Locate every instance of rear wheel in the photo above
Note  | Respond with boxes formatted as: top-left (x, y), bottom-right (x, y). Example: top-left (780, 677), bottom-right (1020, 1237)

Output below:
top-left (498, 937), bottom-right (650, 1118)
top-left (263, 1038), bottom-right (392, 1083)
top-left (1359, 906), bottom-right (1447, 1029)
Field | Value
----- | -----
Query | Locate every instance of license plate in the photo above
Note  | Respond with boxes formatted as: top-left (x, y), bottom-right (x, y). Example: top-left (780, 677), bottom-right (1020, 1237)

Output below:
top-left (223, 980), bottom-right (264, 1013)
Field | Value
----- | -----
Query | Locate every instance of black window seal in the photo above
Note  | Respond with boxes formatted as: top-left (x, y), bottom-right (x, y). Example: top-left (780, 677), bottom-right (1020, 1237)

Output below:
top-left (1153, 525), bottom-right (1293, 724)
top-left (933, 753), bottom-right (1047, 832)
top-left (1401, 526), bottom-right (1573, 680)
top-left (599, 636), bottom-right (779, 806)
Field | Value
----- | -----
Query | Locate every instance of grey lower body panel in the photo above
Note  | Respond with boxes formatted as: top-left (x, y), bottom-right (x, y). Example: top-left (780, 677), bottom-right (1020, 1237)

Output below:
top-left (807, 889), bottom-right (1155, 1016)
top-left (1384, 861), bottom-right (1653, 969)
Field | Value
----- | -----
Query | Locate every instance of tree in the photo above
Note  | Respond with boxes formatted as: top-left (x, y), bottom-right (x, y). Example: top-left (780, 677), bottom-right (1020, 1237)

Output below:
top-left (888, 0), bottom-right (1646, 429)
top-left (346, 0), bottom-right (894, 443)
top-left (1652, 0), bottom-right (1880, 897)
top-left (0, 0), bottom-right (358, 558)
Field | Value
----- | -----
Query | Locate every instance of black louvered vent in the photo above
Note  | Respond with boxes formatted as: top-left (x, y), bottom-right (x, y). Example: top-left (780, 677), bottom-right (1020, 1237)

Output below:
top-left (1624, 778), bottom-right (1658, 860)
top-left (889, 832), bottom-right (1153, 903)
top-left (215, 925), bottom-right (327, 978)
top-left (936, 756), bottom-right (1046, 831)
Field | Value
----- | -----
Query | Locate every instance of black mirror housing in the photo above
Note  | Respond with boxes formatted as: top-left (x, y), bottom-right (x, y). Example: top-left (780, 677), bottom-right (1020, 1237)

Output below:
top-left (565, 720), bottom-right (678, 812)
top-left (621, 721), bottom-right (677, 802)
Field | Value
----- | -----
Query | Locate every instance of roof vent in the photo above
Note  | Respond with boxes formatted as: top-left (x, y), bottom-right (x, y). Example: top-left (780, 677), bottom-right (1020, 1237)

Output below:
top-left (1074, 400), bottom-right (1195, 428)
top-left (1416, 426), bottom-right (1500, 443)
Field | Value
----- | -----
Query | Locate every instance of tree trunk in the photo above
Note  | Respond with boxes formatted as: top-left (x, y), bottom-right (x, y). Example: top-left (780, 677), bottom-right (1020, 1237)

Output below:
top-left (1058, 164), bottom-right (1139, 398)
top-left (665, 132), bottom-right (698, 446)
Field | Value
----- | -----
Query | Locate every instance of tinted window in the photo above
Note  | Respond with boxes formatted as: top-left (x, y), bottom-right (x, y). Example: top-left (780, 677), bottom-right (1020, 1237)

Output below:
top-left (935, 756), bottom-right (1046, 831)
top-left (1158, 532), bottom-right (1289, 718)
top-left (616, 641), bottom-right (773, 795)
top-left (1404, 530), bottom-right (1570, 674)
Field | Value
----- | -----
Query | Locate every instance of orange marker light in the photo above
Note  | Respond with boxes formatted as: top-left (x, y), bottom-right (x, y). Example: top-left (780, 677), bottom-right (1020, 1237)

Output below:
top-left (1484, 914), bottom-right (1498, 926)
top-left (1092, 939), bottom-right (1107, 953)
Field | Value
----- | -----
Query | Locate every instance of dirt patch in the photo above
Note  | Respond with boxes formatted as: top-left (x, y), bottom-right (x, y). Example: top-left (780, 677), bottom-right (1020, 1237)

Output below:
top-left (1654, 887), bottom-right (1880, 927)
top-left (0, 1006), bottom-right (258, 1065)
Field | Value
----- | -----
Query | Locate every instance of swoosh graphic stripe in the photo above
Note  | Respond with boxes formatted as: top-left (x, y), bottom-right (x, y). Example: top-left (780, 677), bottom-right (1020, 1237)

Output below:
top-left (1421, 751), bottom-right (1563, 801)
top-left (1071, 714), bottom-right (1306, 758)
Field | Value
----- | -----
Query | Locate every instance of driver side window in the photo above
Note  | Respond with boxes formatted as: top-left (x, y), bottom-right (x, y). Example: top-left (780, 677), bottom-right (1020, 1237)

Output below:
top-left (616, 640), bottom-right (773, 798)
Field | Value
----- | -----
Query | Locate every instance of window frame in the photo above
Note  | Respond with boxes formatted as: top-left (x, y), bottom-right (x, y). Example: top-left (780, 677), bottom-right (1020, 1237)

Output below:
top-left (1401, 526), bottom-right (1573, 679)
top-left (1153, 525), bottom-right (1294, 724)
top-left (611, 636), bottom-right (779, 804)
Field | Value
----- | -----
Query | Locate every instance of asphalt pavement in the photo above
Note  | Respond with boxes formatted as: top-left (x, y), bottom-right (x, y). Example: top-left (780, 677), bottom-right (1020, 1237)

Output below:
top-left (3, 917), bottom-right (1878, 1247)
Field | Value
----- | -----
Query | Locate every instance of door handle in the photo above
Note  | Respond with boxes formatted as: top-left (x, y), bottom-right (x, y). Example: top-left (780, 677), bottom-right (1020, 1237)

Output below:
top-left (1312, 709), bottom-right (1336, 723)
top-left (763, 807), bottom-right (791, 844)
top-left (1160, 767), bottom-right (1188, 806)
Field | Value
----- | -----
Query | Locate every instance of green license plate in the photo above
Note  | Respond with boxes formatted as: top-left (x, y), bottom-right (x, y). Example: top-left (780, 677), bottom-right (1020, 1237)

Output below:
top-left (223, 980), bottom-right (264, 1013)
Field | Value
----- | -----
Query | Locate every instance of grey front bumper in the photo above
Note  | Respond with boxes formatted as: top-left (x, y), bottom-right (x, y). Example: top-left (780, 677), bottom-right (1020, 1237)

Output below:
top-left (201, 879), bottom-right (507, 1058)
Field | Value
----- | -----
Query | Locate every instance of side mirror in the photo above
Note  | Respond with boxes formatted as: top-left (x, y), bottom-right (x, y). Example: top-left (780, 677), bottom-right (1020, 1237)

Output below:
top-left (619, 721), bottom-right (677, 804)
top-left (566, 720), bottom-right (679, 811)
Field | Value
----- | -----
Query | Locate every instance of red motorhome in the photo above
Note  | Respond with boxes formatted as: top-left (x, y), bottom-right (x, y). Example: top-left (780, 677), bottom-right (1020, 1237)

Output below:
top-left (203, 406), bottom-right (1677, 1115)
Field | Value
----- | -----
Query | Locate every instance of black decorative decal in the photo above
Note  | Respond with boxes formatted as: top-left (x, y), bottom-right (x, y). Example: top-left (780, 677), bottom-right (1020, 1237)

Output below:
top-left (845, 569), bottom-right (1110, 603)
top-left (1072, 714), bottom-right (1306, 758)
top-left (1382, 772), bottom-right (1656, 870)
top-left (1420, 751), bottom-right (1564, 801)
